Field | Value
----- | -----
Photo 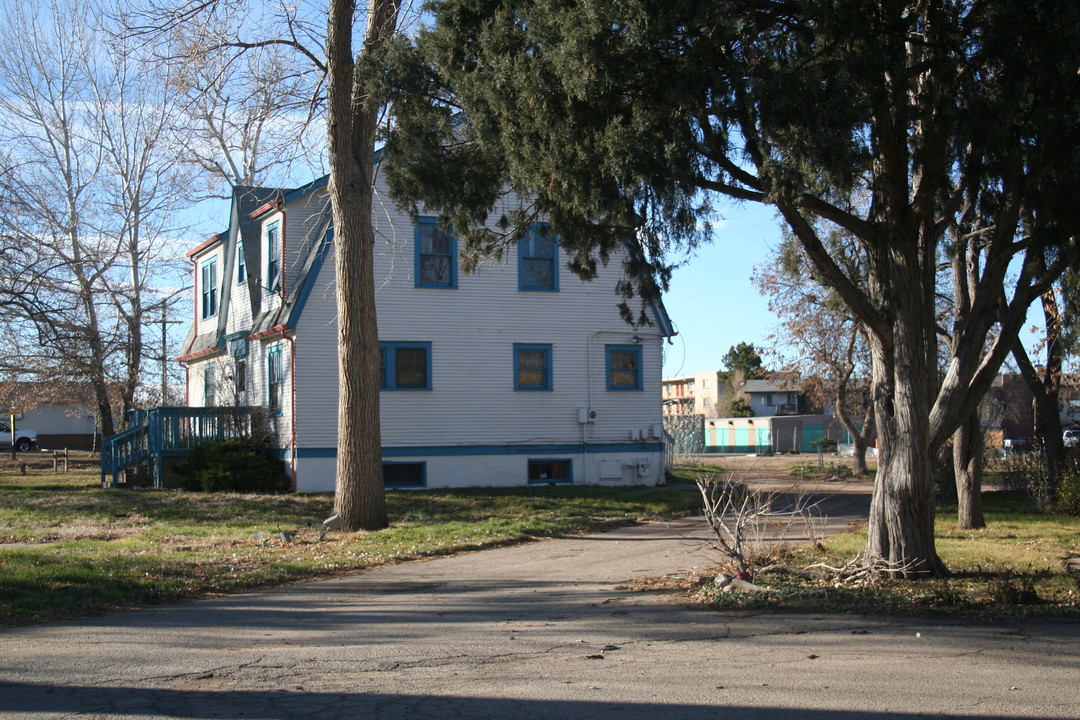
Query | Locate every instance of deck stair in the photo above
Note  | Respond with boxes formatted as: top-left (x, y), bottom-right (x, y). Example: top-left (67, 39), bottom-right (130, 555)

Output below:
top-left (101, 407), bottom-right (260, 488)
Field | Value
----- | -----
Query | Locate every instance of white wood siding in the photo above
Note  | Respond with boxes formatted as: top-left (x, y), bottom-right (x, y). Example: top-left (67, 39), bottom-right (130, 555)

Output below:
top-left (289, 179), bottom-right (665, 481)
top-left (187, 173), bottom-right (667, 490)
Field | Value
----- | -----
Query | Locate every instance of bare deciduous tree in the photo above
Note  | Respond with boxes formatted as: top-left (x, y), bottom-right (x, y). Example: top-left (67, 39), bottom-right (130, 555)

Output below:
top-left (0, 0), bottom-right (189, 434)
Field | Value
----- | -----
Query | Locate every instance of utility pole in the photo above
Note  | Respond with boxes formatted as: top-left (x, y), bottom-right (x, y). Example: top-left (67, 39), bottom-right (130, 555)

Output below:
top-left (159, 303), bottom-right (183, 406)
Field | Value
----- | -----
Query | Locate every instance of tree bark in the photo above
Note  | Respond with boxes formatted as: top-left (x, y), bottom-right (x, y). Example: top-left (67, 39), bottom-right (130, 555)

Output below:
top-left (861, 228), bottom-right (947, 576)
top-left (327, 0), bottom-right (400, 531)
top-left (953, 410), bottom-right (985, 529)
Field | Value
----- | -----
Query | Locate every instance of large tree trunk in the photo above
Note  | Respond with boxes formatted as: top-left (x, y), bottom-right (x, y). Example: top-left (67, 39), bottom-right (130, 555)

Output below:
top-left (327, 0), bottom-right (400, 531)
top-left (862, 241), bottom-right (947, 576)
top-left (953, 410), bottom-right (985, 529)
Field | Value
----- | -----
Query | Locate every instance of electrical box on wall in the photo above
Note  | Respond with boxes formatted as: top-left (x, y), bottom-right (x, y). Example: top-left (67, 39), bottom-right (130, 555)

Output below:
top-left (577, 408), bottom-right (598, 424)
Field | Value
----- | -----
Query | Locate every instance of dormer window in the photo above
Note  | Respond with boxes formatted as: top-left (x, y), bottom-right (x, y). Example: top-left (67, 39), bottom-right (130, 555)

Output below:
top-left (236, 238), bottom-right (246, 284)
top-left (267, 221), bottom-right (281, 292)
top-left (200, 257), bottom-right (218, 319)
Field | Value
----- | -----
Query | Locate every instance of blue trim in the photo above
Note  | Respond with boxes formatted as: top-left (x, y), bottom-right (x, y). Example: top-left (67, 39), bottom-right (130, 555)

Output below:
top-left (414, 217), bottom-right (458, 288)
top-left (518, 223), bottom-right (559, 292)
top-left (605, 344), bottom-right (643, 391)
top-left (383, 460), bottom-right (427, 488)
top-left (649, 301), bottom-right (675, 338)
top-left (290, 441), bottom-right (663, 459)
top-left (281, 175), bottom-right (330, 205)
top-left (379, 341), bottom-right (433, 390)
top-left (527, 458), bottom-right (573, 484)
top-left (513, 343), bottom-right (553, 390)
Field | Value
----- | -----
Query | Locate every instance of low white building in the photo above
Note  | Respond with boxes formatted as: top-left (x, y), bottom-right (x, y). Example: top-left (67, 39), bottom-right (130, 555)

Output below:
top-left (175, 173), bottom-right (673, 492)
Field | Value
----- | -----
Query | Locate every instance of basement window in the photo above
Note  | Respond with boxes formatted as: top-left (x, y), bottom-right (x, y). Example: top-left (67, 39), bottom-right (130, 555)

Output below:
top-left (383, 462), bottom-right (426, 489)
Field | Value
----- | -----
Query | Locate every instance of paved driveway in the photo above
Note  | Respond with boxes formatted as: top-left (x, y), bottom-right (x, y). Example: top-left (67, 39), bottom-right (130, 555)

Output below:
top-left (1, 490), bottom-right (1078, 719)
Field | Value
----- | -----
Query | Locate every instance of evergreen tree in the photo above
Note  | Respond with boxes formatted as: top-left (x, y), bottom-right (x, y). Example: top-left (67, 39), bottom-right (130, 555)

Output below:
top-left (721, 343), bottom-right (766, 381)
top-left (383, 0), bottom-right (1080, 575)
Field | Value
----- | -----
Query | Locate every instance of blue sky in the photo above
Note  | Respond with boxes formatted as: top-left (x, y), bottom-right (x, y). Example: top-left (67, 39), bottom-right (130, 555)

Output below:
top-left (660, 200), bottom-right (784, 379)
top-left (657, 201), bottom-right (1049, 381)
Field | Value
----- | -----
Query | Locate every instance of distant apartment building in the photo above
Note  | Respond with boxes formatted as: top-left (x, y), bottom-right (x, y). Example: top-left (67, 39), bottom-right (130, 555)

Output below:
top-left (662, 371), bottom-right (725, 416)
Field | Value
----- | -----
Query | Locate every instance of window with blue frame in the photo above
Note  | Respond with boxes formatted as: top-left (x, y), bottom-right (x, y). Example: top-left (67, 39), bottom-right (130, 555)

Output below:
top-left (414, 217), bottom-right (456, 288)
top-left (266, 221), bottom-right (280, 292)
top-left (379, 342), bottom-right (432, 390)
top-left (200, 257), bottom-right (218, 319)
top-left (203, 364), bottom-right (216, 407)
top-left (236, 238), bottom-right (246, 284)
top-left (518, 223), bottom-right (558, 291)
top-left (528, 459), bottom-right (572, 484)
top-left (606, 344), bottom-right (643, 390)
top-left (514, 343), bottom-right (552, 390)
top-left (383, 462), bottom-right (426, 488)
top-left (267, 345), bottom-right (283, 412)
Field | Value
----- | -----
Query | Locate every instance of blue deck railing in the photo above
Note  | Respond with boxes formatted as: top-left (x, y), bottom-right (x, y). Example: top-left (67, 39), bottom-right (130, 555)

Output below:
top-left (101, 407), bottom-right (260, 488)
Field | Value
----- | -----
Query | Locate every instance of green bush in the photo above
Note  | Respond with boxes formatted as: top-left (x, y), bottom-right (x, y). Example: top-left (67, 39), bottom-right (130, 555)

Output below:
top-left (1057, 466), bottom-right (1080, 516)
top-left (174, 439), bottom-right (290, 493)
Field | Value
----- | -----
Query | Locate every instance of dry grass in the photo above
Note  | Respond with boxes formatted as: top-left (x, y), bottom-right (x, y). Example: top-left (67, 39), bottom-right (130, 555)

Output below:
top-left (0, 466), bottom-right (700, 628)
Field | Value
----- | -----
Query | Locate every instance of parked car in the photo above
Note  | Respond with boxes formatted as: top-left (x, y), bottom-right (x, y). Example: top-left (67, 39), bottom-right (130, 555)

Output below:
top-left (0, 421), bottom-right (37, 452)
top-left (1064, 429), bottom-right (1080, 448)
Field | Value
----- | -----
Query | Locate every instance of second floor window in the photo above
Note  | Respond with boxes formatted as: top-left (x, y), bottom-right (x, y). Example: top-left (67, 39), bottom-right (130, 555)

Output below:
top-left (200, 258), bottom-right (217, 319)
top-left (414, 217), bottom-right (456, 288)
top-left (267, 221), bottom-right (281, 292)
top-left (519, 224), bottom-right (558, 291)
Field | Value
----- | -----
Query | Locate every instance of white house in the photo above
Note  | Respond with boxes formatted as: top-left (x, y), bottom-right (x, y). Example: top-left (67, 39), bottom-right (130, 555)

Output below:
top-left (176, 173), bottom-right (674, 492)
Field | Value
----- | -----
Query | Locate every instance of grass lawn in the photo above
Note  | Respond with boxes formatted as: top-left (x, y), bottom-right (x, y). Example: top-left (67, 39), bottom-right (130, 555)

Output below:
top-left (696, 490), bottom-right (1080, 619)
top-left (0, 468), bottom-right (700, 628)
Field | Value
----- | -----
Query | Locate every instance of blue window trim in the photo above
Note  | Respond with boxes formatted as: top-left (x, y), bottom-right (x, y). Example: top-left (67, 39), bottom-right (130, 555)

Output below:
top-left (527, 458), bottom-right (573, 485)
top-left (383, 461), bottom-right (427, 489)
top-left (379, 341), bottom-right (433, 390)
top-left (236, 238), bottom-right (246, 284)
top-left (267, 221), bottom-right (281, 293)
top-left (605, 344), bottom-right (643, 391)
top-left (267, 344), bottom-right (284, 413)
top-left (513, 343), bottom-right (553, 391)
top-left (200, 257), bottom-right (218, 319)
top-left (414, 217), bottom-right (457, 289)
top-left (518, 223), bottom-right (559, 291)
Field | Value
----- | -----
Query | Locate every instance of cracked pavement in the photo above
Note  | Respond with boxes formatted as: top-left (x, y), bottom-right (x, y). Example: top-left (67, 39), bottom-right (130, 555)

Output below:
top-left (1, 491), bottom-right (1078, 719)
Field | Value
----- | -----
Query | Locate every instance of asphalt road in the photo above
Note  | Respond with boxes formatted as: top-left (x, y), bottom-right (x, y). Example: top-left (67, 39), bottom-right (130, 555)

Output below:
top-left (1, 490), bottom-right (1078, 720)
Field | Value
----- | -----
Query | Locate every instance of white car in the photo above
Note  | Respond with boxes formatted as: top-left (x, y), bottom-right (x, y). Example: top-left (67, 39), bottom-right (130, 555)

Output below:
top-left (0, 421), bottom-right (37, 452)
top-left (1064, 430), bottom-right (1080, 448)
